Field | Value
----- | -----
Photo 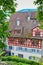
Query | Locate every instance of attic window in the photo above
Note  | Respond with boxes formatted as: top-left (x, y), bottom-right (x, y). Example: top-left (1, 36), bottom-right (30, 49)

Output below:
top-left (27, 16), bottom-right (30, 21)
top-left (0, 6), bottom-right (2, 10)
top-left (17, 18), bottom-right (20, 26)
top-left (17, 20), bottom-right (20, 26)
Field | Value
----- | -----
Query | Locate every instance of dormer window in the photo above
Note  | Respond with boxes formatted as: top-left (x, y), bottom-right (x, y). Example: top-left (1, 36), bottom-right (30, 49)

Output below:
top-left (17, 20), bottom-right (20, 26)
top-left (27, 16), bottom-right (30, 21)
top-left (0, 6), bottom-right (2, 10)
top-left (17, 18), bottom-right (20, 26)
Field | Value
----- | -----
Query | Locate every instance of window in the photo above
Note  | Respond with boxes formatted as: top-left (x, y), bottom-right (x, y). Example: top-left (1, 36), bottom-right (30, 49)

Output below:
top-left (14, 30), bottom-right (21, 34)
top-left (37, 50), bottom-right (39, 53)
top-left (12, 53), bottom-right (14, 55)
top-left (32, 49), bottom-right (35, 52)
top-left (17, 20), bottom-right (20, 26)
top-left (18, 54), bottom-right (23, 58)
top-left (18, 47), bottom-right (22, 50)
top-left (9, 46), bottom-right (12, 50)
top-left (31, 18), bottom-right (36, 20)
top-left (29, 56), bottom-right (32, 59)
top-left (16, 47), bottom-right (22, 51)
top-left (37, 50), bottom-right (41, 54)
top-left (17, 30), bottom-right (21, 34)
top-left (19, 47), bottom-right (22, 50)
top-left (17, 30), bottom-right (21, 33)
top-left (36, 31), bottom-right (40, 37)
top-left (27, 16), bottom-right (30, 21)
top-left (20, 39), bottom-right (25, 44)
top-left (27, 49), bottom-right (31, 53)
top-left (25, 48), bottom-right (27, 52)
top-left (32, 40), bottom-right (38, 46)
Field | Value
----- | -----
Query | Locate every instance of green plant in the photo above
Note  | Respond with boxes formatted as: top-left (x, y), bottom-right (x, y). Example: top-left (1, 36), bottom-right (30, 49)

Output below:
top-left (1, 56), bottom-right (39, 65)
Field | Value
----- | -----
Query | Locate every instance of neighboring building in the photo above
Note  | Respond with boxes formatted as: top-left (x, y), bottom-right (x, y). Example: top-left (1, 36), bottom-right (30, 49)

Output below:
top-left (6, 9), bottom-right (43, 61)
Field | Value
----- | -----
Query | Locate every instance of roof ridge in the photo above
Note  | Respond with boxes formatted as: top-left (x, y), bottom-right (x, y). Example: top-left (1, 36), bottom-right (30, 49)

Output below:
top-left (17, 9), bottom-right (37, 12)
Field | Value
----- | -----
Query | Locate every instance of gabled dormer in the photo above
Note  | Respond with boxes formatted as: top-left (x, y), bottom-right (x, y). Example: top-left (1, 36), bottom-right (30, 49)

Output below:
top-left (32, 26), bottom-right (43, 37)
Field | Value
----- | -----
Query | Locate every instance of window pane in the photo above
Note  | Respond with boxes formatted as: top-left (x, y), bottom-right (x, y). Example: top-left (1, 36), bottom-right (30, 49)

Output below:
top-left (18, 54), bottom-right (23, 58)
top-left (17, 20), bottom-right (20, 26)
top-left (9, 46), bottom-right (12, 50)
top-left (29, 56), bottom-right (32, 59)
top-left (12, 53), bottom-right (14, 55)
top-left (28, 16), bottom-right (30, 21)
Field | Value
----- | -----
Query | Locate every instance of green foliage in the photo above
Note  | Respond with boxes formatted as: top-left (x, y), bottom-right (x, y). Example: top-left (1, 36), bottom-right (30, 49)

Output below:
top-left (34, 0), bottom-right (43, 5)
top-left (0, 41), bottom-right (7, 49)
top-left (1, 56), bottom-right (39, 65)
top-left (0, 0), bottom-right (17, 13)
top-left (0, 51), bottom-right (5, 56)
top-left (34, 0), bottom-right (43, 21)
top-left (0, 22), bottom-right (9, 38)
top-left (0, 0), bottom-right (17, 49)
top-left (0, 10), bottom-right (6, 21)
top-left (37, 7), bottom-right (43, 22)
top-left (6, 61), bottom-right (30, 65)
top-left (34, 0), bottom-right (43, 29)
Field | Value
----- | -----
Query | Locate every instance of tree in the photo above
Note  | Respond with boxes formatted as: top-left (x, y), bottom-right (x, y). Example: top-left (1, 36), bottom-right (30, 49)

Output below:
top-left (34, 0), bottom-right (43, 29)
top-left (34, 0), bottom-right (43, 62)
top-left (0, 0), bottom-right (17, 50)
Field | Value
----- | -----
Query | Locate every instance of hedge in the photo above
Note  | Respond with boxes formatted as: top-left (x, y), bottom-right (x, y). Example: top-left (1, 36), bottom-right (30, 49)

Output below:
top-left (1, 56), bottom-right (39, 65)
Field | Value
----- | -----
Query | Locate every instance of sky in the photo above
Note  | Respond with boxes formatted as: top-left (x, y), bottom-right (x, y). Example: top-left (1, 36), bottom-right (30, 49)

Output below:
top-left (16, 0), bottom-right (37, 11)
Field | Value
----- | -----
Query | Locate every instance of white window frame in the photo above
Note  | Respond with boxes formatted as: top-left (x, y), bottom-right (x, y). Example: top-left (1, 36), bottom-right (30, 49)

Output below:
top-left (28, 16), bottom-right (30, 21)
top-left (17, 20), bottom-right (20, 26)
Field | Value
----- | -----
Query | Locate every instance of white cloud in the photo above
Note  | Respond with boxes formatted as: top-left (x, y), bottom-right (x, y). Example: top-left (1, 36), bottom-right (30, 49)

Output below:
top-left (16, 0), bottom-right (37, 11)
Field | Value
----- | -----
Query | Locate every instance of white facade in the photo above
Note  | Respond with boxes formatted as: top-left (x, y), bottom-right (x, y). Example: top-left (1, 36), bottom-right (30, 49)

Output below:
top-left (7, 45), bottom-right (41, 60)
